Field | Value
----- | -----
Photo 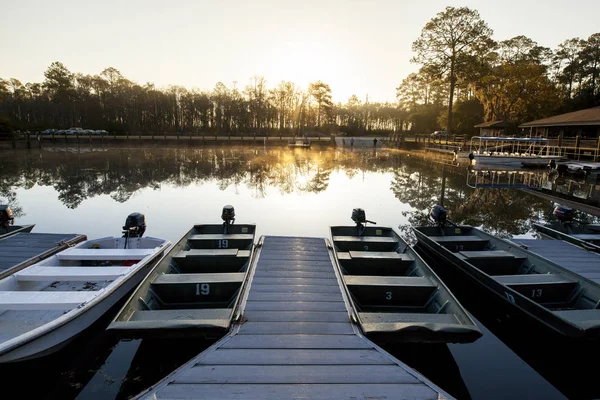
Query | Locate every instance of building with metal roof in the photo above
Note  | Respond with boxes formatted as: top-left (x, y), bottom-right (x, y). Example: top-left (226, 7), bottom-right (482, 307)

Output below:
top-left (519, 107), bottom-right (600, 139)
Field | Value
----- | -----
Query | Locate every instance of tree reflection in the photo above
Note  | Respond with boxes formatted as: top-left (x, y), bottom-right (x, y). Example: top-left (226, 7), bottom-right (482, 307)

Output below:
top-left (1, 146), bottom-right (582, 236)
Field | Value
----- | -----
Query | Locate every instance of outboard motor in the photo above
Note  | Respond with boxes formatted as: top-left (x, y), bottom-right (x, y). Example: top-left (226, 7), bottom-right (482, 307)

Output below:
top-left (351, 208), bottom-right (376, 236)
top-left (222, 205), bottom-right (235, 234)
top-left (556, 164), bottom-right (568, 174)
top-left (553, 205), bottom-right (574, 224)
top-left (430, 205), bottom-right (447, 226)
top-left (0, 205), bottom-right (14, 231)
top-left (122, 212), bottom-right (146, 238)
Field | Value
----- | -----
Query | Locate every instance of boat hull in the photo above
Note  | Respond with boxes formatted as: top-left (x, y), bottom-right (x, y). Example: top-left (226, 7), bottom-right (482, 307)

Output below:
top-left (330, 225), bottom-right (481, 344)
top-left (108, 224), bottom-right (256, 339)
top-left (0, 247), bottom-right (166, 363)
top-left (413, 228), bottom-right (598, 339)
top-left (473, 155), bottom-right (561, 168)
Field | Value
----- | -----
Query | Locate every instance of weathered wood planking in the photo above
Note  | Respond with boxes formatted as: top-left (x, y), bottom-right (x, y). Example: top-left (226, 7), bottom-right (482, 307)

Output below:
top-left (145, 236), bottom-right (450, 400)
top-left (176, 365), bottom-right (419, 384)
top-left (219, 334), bottom-right (371, 349)
top-left (155, 384), bottom-right (439, 400)
top-left (0, 233), bottom-right (86, 277)
top-left (517, 239), bottom-right (600, 284)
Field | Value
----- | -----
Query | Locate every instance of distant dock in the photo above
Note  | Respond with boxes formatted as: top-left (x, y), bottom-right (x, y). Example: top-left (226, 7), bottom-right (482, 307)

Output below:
top-left (138, 236), bottom-right (451, 399)
top-left (2, 134), bottom-right (333, 149)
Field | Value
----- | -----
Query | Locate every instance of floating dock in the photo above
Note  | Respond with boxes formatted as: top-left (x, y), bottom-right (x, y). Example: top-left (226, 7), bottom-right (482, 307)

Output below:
top-left (0, 232), bottom-right (87, 280)
top-left (139, 236), bottom-right (451, 399)
top-left (512, 239), bottom-right (600, 284)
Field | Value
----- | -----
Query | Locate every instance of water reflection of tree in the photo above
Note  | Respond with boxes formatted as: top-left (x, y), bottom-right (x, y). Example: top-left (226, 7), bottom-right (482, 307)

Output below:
top-left (390, 156), bottom-right (548, 238)
top-left (2, 147), bottom-right (559, 236)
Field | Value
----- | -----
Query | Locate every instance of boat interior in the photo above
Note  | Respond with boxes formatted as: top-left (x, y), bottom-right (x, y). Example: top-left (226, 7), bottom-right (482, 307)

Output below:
top-left (0, 236), bottom-right (167, 346)
top-left (415, 226), bottom-right (600, 324)
top-left (331, 223), bottom-right (480, 342)
top-left (110, 223), bottom-right (256, 337)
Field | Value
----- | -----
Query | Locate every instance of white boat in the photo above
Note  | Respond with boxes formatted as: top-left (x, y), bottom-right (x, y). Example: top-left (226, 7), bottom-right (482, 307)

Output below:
top-left (0, 214), bottom-right (170, 363)
top-left (469, 136), bottom-right (563, 168)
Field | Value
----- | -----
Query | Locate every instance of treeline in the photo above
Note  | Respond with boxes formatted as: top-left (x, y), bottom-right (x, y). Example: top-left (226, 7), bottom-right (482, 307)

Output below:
top-left (0, 64), bottom-right (404, 135)
top-left (397, 7), bottom-right (599, 135)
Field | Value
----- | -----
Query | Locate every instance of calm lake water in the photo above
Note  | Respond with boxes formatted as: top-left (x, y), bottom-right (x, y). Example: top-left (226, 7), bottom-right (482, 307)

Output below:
top-left (1, 144), bottom-right (599, 399)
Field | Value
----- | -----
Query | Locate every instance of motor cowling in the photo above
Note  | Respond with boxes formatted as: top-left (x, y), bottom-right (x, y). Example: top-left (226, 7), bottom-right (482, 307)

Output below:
top-left (351, 208), bottom-right (366, 225)
top-left (122, 212), bottom-right (146, 237)
top-left (0, 205), bottom-right (14, 230)
top-left (553, 205), bottom-right (574, 223)
top-left (222, 205), bottom-right (235, 224)
top-left (430, 205), bottom-right (447, 225)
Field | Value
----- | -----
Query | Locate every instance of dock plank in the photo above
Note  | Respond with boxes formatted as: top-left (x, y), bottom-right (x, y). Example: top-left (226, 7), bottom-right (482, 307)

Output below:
top-left (250, 284), bottom-right (340, 293)
top-left (157, 384), bottom-right (438, 400)
top-left (238, 321), bottom-right (355, 335)
top-left (220, 334), bottom-right (371, 349)
top-left (177, 365), bottom-right (419, 384)
top-left (244, 301), bottom-right (346, 311)
top-left (247, 292), bottom-right (343, 302)
top-left (198, 349), bottom-right (394, 365)
top-left (244, 310), bottom-right (349, 323)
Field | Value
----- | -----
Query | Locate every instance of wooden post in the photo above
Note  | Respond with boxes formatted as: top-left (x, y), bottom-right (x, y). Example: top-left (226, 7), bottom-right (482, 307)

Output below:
top-left (596, 137), bottom-right (600, 162)
top-left (440, 166), bottom-right (446, 207)
top-left (557, 132), bottom-right (563, 147)
top-left (575, 135), bottom-right (581, 160)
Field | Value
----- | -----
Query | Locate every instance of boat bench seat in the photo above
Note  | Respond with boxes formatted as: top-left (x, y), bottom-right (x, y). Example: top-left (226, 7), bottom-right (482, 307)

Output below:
top-left (345, 276), bottom-right (437, 307)
top-left (0, 291), bottom-right (96, 310)
top-left (493, 274), bottom-right (573, 285)
top-left (57, 248), bottom-right (154, 261)
top-left (150, 273), bottom-right (245, 305)
top-left (345, 276), bottom-right (434, 287)
top-left (173, 249), bottom-right (250, 258)
top-left (344, 251), bottom-right (411, 260)
top-left (171, 249), bottom-right (251, 273)
top-left (429, 235), bottom-right (489, 252)
top-left (333, 236), bottom-right (398, 252)
top-left (494, 274), bottom-right (578, 304)
top-left (553, 309), bottom-right (600, 328)
top-left (188, 234), bottom-right (254, 241)
top-left (187, 234), bottom-right (254, 250)
top-left (457, 250), bottom-right (527, 275)
top-left (15, 266), bottom-right (130, 281)
top-left (129, 308), bottom-right (233, 322)
top-left (337, 251), bottom-right (414, 276)
top-left (152, 272), bottom-right (245, 285)
top-left (359, 312), bottom-right (459, 325)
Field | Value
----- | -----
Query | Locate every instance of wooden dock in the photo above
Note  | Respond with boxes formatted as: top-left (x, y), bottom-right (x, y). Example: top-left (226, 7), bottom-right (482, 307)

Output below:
top-left (513, 239), bottom-right (600, 284)
top-left (0, 232), bottom-right (87, 280)
top-left (138, 236), bottom-right (451, 399)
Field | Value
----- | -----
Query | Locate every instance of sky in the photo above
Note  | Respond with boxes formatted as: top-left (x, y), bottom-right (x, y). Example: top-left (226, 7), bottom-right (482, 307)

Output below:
top-left (1, 0), bottom-right (599, 103)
